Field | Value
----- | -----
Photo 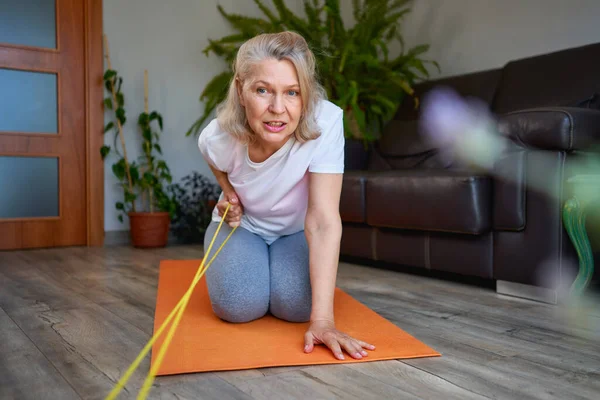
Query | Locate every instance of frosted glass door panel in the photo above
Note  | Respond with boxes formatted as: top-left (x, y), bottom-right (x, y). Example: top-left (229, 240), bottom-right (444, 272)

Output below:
top-left (0, 68), bottom-right (58, 133)
top-left (0, 0), bottom-right (57, 48)
top-left (0, 156), bottom-right (59, 218)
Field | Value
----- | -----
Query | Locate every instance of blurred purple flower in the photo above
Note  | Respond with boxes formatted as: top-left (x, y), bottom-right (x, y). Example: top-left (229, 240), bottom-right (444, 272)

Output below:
top-left (419, 86), bottom-right (472, 146)
top-left (417, 85), bottom-right (504, 170)
top-left (419, 86), bottom-right (496, 145)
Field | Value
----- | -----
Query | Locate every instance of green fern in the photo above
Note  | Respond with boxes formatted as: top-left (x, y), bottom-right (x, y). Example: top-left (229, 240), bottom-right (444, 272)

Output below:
top-left (186, 0), bottom-right (439, 144)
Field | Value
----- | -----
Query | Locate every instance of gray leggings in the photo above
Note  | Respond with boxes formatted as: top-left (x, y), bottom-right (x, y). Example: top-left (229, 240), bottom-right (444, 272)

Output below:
top-left (203, 221), bottom-right (311, 323)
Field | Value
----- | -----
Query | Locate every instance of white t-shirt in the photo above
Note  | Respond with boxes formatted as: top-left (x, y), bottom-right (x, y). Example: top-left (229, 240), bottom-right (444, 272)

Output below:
top-left (197, 99), bottom-right (345, 245)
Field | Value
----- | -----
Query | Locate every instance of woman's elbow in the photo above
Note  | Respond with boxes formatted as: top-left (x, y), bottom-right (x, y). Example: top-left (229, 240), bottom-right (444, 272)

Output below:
top-left (305, 212), bottom-right (342, 237)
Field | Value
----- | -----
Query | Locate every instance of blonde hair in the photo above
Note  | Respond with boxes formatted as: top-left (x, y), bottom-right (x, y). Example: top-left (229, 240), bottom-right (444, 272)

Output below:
top-left (216, 31), bottom-right (326, 144)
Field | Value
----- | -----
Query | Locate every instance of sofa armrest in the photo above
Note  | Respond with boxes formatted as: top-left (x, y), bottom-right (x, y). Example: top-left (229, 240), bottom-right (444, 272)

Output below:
top-left (497, 107), bottom-right (600, 151)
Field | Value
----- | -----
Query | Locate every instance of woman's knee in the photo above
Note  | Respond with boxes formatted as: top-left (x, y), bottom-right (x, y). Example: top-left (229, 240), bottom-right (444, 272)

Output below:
top-left (270, 289), bottom-right (311, 322)
top-left (269, 231), bottom-right (311, 322)
top-left (204, 221), bottom-right (270, 323)
top-left (211, 292), bottom-right (269, 323)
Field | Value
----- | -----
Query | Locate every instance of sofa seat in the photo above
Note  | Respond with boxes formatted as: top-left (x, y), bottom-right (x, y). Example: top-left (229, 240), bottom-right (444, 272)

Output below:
top-left (364, 170), bottom-right (492, 235)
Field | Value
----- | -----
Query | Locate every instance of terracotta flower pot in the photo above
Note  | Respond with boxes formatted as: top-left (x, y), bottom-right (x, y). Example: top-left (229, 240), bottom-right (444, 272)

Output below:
top-left (128, 212), bottom-right (171, 248)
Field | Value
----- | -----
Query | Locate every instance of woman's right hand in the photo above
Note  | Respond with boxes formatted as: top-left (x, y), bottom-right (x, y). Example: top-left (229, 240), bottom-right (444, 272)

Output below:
top-left (217, 191), bottom-right (243, 228)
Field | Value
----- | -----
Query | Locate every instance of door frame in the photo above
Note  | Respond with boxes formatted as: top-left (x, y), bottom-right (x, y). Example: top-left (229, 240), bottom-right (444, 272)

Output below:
top-left (85, 0), bottom-right (105, 246)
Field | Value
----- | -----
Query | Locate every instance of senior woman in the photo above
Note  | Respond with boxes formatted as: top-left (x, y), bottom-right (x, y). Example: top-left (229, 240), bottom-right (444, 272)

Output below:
top-left (197, 31), bottom-right (375, 361)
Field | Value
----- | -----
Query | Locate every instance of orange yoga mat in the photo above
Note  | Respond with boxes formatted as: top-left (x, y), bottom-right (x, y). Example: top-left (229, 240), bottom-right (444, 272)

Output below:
top-left (151, 260), bottom-right (440, 375)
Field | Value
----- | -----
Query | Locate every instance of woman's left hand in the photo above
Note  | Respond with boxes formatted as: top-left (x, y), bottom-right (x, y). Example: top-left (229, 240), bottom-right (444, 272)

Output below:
top-left (303, 319), bottom-right (375, 360)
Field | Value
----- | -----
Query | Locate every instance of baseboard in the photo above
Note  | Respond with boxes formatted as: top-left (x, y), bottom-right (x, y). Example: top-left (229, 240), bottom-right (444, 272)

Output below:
top-left (496, 280), bottom-right (558, 304)
top-left (104, 230), bottom-right (130, 246)
top-left (103, 230), bottom-right (191, 247)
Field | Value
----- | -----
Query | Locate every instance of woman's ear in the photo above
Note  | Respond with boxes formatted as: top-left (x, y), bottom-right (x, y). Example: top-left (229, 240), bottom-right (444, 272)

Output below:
top-left (236, 78), bottom-right (245, 107)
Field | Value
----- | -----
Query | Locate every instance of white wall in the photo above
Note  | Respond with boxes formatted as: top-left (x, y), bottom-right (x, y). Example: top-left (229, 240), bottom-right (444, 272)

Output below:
top-left (102, 0), bottom-right (600, 232)
top-left (400, 0), bottom-right (600, 79)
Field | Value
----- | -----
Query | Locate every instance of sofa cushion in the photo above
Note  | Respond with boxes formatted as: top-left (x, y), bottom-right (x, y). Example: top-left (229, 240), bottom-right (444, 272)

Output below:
top-left (395, 68), bottom-right (503, 120)
top-left (492, 42), bottom-right (600, 114)
top-left (370, 120), bottom-right (454, 170)
top-left (340, 171), bottom-right (369, 223)
top-left (366, 170), bottom-right (491, 234)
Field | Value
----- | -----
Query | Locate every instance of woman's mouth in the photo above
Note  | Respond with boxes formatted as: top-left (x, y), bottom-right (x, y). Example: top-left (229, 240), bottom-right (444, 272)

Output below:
top-left (263, 121), bottom-right (287, 133)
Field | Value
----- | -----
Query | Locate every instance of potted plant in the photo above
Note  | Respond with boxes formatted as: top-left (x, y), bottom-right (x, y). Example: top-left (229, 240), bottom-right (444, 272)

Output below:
top-left (128, 70), bottom-right (177, 248)
top-left (185, 0), bottom-right (439, 170)
top-left (101, 35), bottom-right (175, 247)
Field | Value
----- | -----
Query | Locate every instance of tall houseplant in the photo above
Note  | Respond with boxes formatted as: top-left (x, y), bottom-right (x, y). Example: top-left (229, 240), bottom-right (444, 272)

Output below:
top-left (128, 70), bottom-right (177, 248)
top-left (101, 35), bottom-right (176, 248)
top-left (186, 0), bottom-right (438, 153)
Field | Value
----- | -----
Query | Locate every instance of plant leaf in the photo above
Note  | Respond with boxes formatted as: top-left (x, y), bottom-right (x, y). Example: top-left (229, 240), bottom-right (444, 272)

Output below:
top-left (100, 145), bottom-right (110, 159)
top-left (124, 190), bottom-right (136, 203)
top-left (112, 160), bottom-right (125, 180)
top-left (103, 70), bottom-right (117, 80)
top-left (116, 107), bottom-right (126, 126)
top-left (138, 112), bottom-right (149, 126)
top-left (116, 92), bottom-right (124, 108)
top-left (143, 128), bottom-right (152, 142)
top-left (104, 121), bottom-right (114, 133)
top-left (186, 71), bottom-right (232, 137)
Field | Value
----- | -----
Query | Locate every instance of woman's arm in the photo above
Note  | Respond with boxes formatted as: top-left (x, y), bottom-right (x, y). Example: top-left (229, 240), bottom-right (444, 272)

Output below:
top-left (205, 163), bottom-right (243, 227)
top-left (197, 120), bottom-right (242, 226)
top-left (304, 172), bottom-right (343, 322)
top-left (303, 172), bottom-right (375, 360)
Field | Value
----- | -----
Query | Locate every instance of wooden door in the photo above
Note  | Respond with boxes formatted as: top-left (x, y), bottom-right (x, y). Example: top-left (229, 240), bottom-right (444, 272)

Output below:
top-left (0, 0), bottom-right (104, 250)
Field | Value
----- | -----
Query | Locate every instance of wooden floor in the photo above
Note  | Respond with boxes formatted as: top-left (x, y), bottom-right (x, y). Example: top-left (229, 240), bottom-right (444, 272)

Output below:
top-left (1, 245), bottom-right (599, 400)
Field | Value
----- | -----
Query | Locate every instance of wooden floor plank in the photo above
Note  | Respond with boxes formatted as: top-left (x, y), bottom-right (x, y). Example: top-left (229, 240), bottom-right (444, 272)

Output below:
top-left (143, 372), bottom-right (253, 400)
top-left (0, 271), bottom-right (150, 399)
top-left (0, 245), bottom-right (598, 400)
top-left (221, 364), bottom-right (420, 400)
top-left (0, 305), bottom-right (81, 400)
top-left (345, 360), bottom-right (490, 400)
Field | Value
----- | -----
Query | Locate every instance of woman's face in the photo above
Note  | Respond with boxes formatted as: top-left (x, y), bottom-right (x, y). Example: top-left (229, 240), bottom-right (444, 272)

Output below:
top-left (238, 58), bottom-right (303, 148)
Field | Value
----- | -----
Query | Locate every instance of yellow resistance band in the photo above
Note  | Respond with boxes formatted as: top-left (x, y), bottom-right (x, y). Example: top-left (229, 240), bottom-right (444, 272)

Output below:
top-left (106, 204), bottom-right (237, 400)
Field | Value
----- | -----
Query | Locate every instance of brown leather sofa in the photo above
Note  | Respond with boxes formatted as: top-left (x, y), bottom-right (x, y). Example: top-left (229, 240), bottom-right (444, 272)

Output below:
top-left (340, 42), bottom-right (600, 303)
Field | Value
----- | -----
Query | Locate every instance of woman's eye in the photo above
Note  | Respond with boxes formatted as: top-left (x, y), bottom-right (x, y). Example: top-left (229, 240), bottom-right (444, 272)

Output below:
top-left (257, 88), bottom-right (267, 94)
top-left (288, 90), bottom-right (299, 96)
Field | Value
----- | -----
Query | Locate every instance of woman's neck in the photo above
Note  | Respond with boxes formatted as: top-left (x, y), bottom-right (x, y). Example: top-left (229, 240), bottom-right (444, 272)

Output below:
top-left (248, 136), bottom-right (292, 163)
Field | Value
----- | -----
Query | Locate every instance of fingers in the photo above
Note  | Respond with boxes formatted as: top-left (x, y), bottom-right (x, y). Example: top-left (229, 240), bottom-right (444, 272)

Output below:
top-left (328, 334), bottom-right (375, 360)
top-left (304, 332), bottom-right (314, 353)
top-left (226, 205), bottom-right (243, 218)
top-left (216, 197), bottom-right (243, 227)
top-left (225, 205), bottom-right (242, 228)
top-left (305, 322), bottom-right (375, 361)
top-left (323, 333), bottom-right (345, 360)
top-left (356, 339), bottom-right (376, 351)
top-left (338, 335), bottom-right (367, 359)
top-left (218, 206), bottom-right (242, 219)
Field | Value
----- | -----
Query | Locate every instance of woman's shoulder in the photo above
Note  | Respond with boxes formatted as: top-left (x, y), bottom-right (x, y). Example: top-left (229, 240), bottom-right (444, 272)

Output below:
top-left (314, 99), bottom-right (343, 128)
top-left (197, 118), bottom-right (242, 173)
top-left (309, 99), bottom-right (343, 144)
top-left (198, 118), bottom-right (239, 147)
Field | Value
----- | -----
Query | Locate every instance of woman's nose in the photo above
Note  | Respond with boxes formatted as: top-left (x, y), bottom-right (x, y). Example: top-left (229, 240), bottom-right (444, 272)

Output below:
top-left (269, 95), bottom-right (285, 114)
